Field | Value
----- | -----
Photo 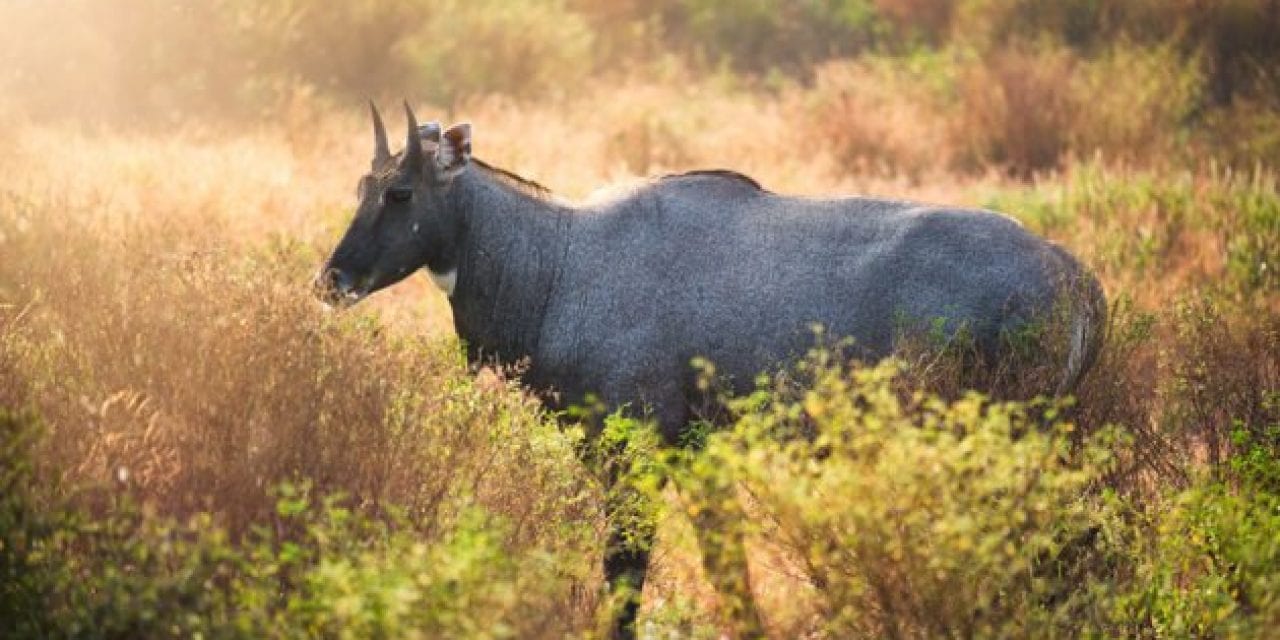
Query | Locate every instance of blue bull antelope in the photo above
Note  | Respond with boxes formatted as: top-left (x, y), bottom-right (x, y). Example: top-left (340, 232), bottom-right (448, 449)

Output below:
top-left (316, 102), bottom-right (1105, 638)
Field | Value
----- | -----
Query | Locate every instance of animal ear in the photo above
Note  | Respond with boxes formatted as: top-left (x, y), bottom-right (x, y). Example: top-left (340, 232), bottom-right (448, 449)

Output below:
top-left (436, 123), bottom-right (471, 179)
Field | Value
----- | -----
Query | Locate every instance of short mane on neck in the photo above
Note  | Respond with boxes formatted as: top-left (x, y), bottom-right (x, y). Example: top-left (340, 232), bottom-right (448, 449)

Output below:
top-left (471, 158), bottom-right (554, 201)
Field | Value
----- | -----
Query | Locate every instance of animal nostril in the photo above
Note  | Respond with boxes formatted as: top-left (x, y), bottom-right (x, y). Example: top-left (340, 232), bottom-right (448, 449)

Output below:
top-left (331, 269), bottom-right (348, 288)
top-left (314, 267), bottom-right (351, 299)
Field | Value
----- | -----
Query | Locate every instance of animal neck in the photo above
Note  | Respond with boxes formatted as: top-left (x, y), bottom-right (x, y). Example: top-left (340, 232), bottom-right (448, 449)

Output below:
top-left (445, 163), bottom-right (572, 365)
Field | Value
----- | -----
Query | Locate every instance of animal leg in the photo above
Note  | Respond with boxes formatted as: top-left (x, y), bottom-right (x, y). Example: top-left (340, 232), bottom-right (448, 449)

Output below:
top-left (682, 472), bottom-right (766, 637)
top-left (601, 470), bottom-right (660, 639)
top-left (603, 506), bottom-right (655, 638)
top-left (585, 404), bottom-right (665, 640)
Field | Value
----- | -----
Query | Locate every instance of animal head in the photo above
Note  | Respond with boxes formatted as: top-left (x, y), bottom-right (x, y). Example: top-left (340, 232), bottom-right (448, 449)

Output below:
top-left (315, 101), bottom-right (471, 306)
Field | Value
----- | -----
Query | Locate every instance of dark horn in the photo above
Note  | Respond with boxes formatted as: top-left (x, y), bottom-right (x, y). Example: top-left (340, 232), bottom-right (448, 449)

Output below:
top-left (402, 100), bottom-right (423, 169)
top-left (370, 100), bottom-right (390, 166)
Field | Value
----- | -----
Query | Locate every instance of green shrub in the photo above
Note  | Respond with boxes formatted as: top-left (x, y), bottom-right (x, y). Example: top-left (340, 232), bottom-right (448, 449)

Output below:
top-left (797, 54), bottom-right (954, 179)
top-left (1107, 483), bottom-right (1280, 637)
top-left (981, 162), bottom-right (1279, 303)
top-left (0, 0), bottom-right (596, 122)
top-left (398, 0), bottom-right (595, 104)
top-left (951, 43), bottom-right (1079, 176)
top-left (1070, 42), bottom-right (1203, 164)
top-left (1163, 297), bottom-right (1280, 474)
top-left (1200, 98), bottom-right (1280, 167)
top-left (0, 183), bottom-right (605, 636)
top-left (666, 0), bottom-right (889, 75)
top-left (0, 410), bottom-right (60, 638)
top-left (0, 412), bottom-right (598, 639)
top-left (672, 356), bottom-right (1122, 637)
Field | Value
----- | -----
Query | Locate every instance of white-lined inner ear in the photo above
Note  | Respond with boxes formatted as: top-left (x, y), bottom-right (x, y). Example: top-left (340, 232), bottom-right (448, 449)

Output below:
top-left (436, 123), bottom-right (472, 176)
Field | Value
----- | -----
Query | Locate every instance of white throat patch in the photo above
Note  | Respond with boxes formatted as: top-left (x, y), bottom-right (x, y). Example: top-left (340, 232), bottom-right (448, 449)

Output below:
top-left (427, 268), bottom-right (457, 297)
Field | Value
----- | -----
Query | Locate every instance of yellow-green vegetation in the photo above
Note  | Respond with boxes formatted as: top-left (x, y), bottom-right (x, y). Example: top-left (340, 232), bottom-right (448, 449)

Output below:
top-left (662, 355), bottom-right (1280, 637)
top-left (2, 1), bottom-right (1279, 637)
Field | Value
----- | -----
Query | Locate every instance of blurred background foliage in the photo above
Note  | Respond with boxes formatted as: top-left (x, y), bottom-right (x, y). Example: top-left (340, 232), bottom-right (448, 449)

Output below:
top-left (2, 0), bottom-right (1278, 175)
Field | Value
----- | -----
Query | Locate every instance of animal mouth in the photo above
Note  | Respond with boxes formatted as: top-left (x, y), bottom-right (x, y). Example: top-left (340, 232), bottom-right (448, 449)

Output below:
top-left (329, 289), bottom-right (367, 308)
top-left (312, 270), bottom-right (369, 308)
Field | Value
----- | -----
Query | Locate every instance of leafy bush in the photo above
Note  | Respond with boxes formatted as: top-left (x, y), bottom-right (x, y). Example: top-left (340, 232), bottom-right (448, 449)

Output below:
top-left (1163, 298), bottom-right (1280, 473)
top-left (668, 0), bottom-right (888, 76)
top-left (1070, 43), bottom-right (1203, 165)
top-left (1107, 483), bottom-right (1280, 637)
top-left (399, 0), bottom-right (595, 104)
top-left (0, 408), bottom-right (599, 639)
top-left (1230, 406), bottom-right (1280, 493)
top-left (657, 350), bottom-right (1280, 637)
top-left (0, 0), bottom-right (595, 122)
top-left (0, 192), bottom-right (598, 541)
top-left (796, 56), bottom-right (952, 179)
top-left (951, 44), bottom-right (1079, 176)
top-left (0, 160), bottom-right (605, 636)
top-left (982, 162), bottom-right (1279, 305)
top-left (0, 410), bottom-right (60, 638)
top-left (669, 356), bottom-right (1122, 637)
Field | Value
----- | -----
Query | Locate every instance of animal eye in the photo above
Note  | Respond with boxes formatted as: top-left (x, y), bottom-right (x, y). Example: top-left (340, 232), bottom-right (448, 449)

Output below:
top-left (385, 188), bottom-right (413, 204)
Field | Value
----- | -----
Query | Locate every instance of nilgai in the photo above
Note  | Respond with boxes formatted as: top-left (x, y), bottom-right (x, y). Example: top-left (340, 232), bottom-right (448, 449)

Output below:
top-left (316, 102), bottom-right (1105, 638)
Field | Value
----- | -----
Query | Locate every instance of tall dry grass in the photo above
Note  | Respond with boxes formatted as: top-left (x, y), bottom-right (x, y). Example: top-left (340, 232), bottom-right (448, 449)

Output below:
top-left (0, 122), bottom-right (615, 635)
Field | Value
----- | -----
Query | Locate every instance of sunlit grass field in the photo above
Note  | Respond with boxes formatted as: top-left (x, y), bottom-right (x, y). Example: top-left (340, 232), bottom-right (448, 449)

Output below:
top-left (3, 1), bottom-right (1280, 637)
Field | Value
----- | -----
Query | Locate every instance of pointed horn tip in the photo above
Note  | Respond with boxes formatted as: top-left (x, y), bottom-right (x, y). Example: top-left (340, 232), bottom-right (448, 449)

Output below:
top-left (402, 101), bottom-right (424, 164)
top-left (369, 99), bottom-right (391, 161)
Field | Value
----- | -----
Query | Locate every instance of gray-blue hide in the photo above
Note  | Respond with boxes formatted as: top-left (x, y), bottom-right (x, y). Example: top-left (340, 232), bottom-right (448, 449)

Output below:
top-left (319, 105), bottom-right (1105, 442)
